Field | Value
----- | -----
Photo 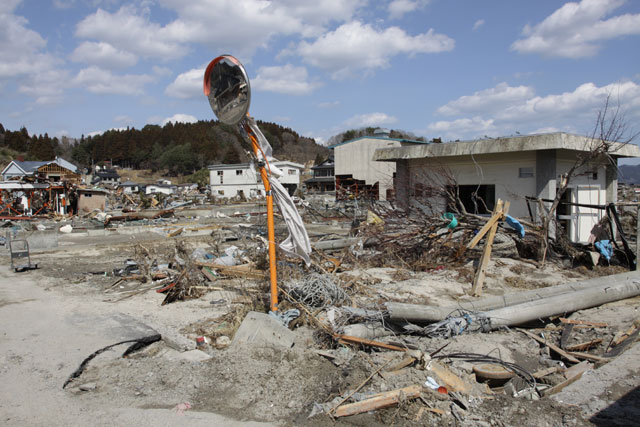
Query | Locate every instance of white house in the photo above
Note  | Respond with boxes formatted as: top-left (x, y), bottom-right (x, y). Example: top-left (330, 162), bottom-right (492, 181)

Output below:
top-left (329, 130), bottom-right (428, 201)
top-left (208, 160), bottom-right (304, 198)
top-left (374, 132), bottom-right (640, 243)
top-left (119, 181), bottom-right (140, 194)
top-left (145, 183), bottom-right (176, 195)
top-left (2, 157), bottom-right (79, 182)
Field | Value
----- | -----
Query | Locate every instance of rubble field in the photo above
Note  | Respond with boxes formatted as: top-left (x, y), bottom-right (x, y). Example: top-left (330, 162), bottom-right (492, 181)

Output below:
top-left (1, 202), bottom-right (639, 426)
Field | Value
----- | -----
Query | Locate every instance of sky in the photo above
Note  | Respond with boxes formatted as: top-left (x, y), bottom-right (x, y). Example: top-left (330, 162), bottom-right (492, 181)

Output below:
top-left (1, 0), bottom-right (640, 151)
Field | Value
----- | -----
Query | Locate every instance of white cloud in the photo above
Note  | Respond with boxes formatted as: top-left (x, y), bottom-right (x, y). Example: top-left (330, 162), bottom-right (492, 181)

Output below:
top-left (70, 41), bottom-right (137, 69)
top-left (512, 0), bottom-right (640, 58)
top-left (437, 83), bottom-right (535, 116)
top-left (74, 66), bottom-right (155, 95)
top-left (161, 113), bottom-right (198, 126)
top-left (317, 100), bottom-right (341, 109)
top-left (344, 112), bottom-right (398, 128)
top-left (473, 19), bottom-right (485, 30)
top-left (152, 0), bottom-right (364, 58)
top-left (428, 80), bottom-right (640, 140)
top-left (252, 64), bottom-right (321, 95)
top-left (18, 68), bottom-right (71, 105)
top-left (497, 81), bottom-right (640, 121)
top-left (428, 117), bottom-right (496, 137)
top-left (75, 6), bottom-right (186, 60)
top-left (114, 115), bottom-right (133, 124)
top-left (165, 67), bottom-right (203, 99)
top-left (297, 21), bottom-right (454, 79)
top-left (388, 0), bottom-right (429, 20)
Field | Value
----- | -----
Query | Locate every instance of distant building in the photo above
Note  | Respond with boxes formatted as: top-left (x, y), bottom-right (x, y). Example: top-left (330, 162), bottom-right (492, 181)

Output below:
top-left (330, 134), bottom-right (428, 201)
top-left (1, 157), bottom-right (79, 182)
top-left (119, 181), bottom-right (140, 194)
top-left (145, 183), bottom-right (176, 195)
top-left (77, 188), bottom-right (108, 213)
top-left (207, 160), bottom-right (304, 198)
top-left (92, 168), bottom-right (121, 187)
top-left (304, 156), bottom-right (335, 193)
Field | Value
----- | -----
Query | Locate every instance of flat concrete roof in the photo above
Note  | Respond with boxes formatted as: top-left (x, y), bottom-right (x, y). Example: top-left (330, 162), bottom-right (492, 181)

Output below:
top-left (374, 132), bottom-right (640, 161)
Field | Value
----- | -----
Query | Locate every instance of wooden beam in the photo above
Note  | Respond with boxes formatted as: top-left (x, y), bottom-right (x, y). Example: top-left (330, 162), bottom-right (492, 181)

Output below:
top-left (334, 385), bottom-right (422, 418)
top-left (565, 339), bottom-right (603, 352)
top-left (518, 329), bottom-right (580, 363)
top-left (471, 200), bottom-right (509, 296)
top-left (335, 334), bottom-right (407, 352)
top-left (559, 318), bottom-right (609, 328)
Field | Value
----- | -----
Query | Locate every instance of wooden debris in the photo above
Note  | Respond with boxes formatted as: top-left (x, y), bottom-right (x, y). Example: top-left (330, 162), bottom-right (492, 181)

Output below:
top-left (471, 200), bottom-right (510, 296)
top-left (565, 339), bottom-right (603, 352)
top-left (333, 385), bottom-right (422, 418)
top-left (518, 329), bottom-right (580, 363)
top-left (335, 334), bottom-right (407, 352)
top-left (428, 361), bottom-right (472, 393)
top-left (532, 366), bottom-right (558, 379)
top-left (566, 351), bottom-right (608, 363)
top-left (564, 360), bottom-right (592, 380)
top-left (560, 323), bottom-right (574, 349)
top-left (543, 371), bottom-right (586, 396)
top-left (194, 261), bottom-right (266, 279)
top-left (168, 227), bottom-right (183, 237)
top-left (559, 318), bottom-right (609, 328)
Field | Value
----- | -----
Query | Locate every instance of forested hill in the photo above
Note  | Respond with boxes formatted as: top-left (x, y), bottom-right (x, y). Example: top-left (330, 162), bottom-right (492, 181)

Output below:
top-left (0, 121), bottom-right (330, 176)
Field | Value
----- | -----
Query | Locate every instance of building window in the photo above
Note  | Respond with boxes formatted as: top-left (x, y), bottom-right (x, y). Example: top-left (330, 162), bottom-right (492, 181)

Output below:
top-left (519, 167), bottom-right (534, 178)
top-left (288, 169), bottom-right (296, 175)
top-left (217, 190), bottom-right (224, 195)
top-left (217, 171), bottom-right (223, 176)
top-left (236, 170), bottom-right (243, 175)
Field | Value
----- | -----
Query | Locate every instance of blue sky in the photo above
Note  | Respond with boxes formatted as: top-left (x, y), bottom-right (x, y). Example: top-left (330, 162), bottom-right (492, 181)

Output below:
top-left (1, 0), bottom-right (639, 149)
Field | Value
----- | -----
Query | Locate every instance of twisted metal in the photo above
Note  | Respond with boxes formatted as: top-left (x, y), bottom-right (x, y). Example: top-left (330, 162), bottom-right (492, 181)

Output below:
top-left (283, 273), bottom-right (351, 309)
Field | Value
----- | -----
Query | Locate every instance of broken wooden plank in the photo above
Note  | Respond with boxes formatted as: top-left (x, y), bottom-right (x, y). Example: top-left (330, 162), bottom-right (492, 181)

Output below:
top-left (565, 339), bottom-right (603, 352)
top-left (466, 204), bottom-right (504, 250)
top-left (335, 334), bottom-right (406, 352)
top-left (429, 361), bottom-right (473, 394)
top-left (564, 360), bottom-right (592, 380)
top-left (200, 266), bottom-right (217, 282)
top-left (471, 200), bottom-right (509, 296)
top-left (543, 371), bottom-right (586, 396)
top-left (194, 261), bottom-right (266, 279)
top-left (518, 329), bottom-right (580, 363)
top-left (168, 227), bottom-right (183, 237)
top-left (566, 351), bottom-right (608, 363)
top-left (532, 366), bottom-right (558, 379)
top-left (385, 356), bottom-right (417, 372)
top-left (334, 385), bottom-right (422, 418)
top-left (559, 318), bottom-right (609, 328)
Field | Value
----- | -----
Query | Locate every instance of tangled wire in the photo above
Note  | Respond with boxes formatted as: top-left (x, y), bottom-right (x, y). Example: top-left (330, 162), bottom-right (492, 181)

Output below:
top-left (283, 273), bottom-right (351, 309)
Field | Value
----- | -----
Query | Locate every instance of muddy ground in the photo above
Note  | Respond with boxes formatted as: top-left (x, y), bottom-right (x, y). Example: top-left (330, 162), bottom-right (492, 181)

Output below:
top-left (1, 223), bottom-right (638, 426)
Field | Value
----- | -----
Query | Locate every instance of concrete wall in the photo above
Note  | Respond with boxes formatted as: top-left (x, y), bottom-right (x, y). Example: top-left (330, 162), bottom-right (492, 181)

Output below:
top-left (78, 193), bottom-right (106, 213)
top-left (406, 151), bottom-right (538, 218)
top-left (334, 138), bottom-right (401, 201)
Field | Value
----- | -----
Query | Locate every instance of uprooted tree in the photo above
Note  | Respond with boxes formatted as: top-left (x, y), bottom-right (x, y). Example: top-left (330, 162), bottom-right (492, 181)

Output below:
top-left (539, 95), bottom-right (639, 266)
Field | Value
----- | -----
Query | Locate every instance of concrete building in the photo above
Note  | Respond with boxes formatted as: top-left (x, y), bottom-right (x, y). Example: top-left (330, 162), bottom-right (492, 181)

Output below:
top-left (374, 132), bottom-right (640, 243)
top-left (329, 132), bottom-right (428, 201)
top-left (77, 188), bottom-right (108, 213)
top-left (118, 181), bottom-right (140, 194)
top-left (208, 160), bottom-right (304, 198)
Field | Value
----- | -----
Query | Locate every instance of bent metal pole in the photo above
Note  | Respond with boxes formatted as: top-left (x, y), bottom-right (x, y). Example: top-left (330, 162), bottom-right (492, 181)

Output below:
top-left (245, 125), bottom-right (279, 312)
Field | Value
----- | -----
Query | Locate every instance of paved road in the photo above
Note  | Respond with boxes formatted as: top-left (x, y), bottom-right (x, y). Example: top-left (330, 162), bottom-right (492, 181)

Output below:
top-left (0, 264), bottom-right (271, 426)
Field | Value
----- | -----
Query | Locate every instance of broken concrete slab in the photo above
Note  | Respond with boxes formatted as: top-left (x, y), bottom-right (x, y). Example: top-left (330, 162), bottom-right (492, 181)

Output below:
top-left (162, 348), bottom-right (212, 362)
top-left (552, 342), bottom-right (640, 422)
top-left (231, 311), bottom-right (296, 350)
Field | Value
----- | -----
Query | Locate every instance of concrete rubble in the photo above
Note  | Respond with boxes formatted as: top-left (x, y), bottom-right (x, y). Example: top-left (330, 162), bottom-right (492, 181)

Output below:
top-left (1, 189), bottom-right (640, 426)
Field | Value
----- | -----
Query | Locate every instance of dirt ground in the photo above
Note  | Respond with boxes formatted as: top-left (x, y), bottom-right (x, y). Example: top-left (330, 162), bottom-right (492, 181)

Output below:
top-left (1, 225), bottom-right (638, 426)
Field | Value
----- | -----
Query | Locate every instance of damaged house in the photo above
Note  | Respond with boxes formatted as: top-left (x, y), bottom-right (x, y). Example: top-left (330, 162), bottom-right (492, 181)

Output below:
top-left (374, 132), bottom-right (640, 243)
top-left (330, 129), bottom-right (428, 201)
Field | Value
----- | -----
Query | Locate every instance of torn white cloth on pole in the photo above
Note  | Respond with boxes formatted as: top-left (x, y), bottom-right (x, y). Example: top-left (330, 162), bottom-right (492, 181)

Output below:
top-left (244, 116), bottom-right (312, 265)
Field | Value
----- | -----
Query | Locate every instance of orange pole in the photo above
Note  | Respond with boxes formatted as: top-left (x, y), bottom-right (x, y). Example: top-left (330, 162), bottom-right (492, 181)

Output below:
top-left (246, 128), bottom-right (278, 312)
